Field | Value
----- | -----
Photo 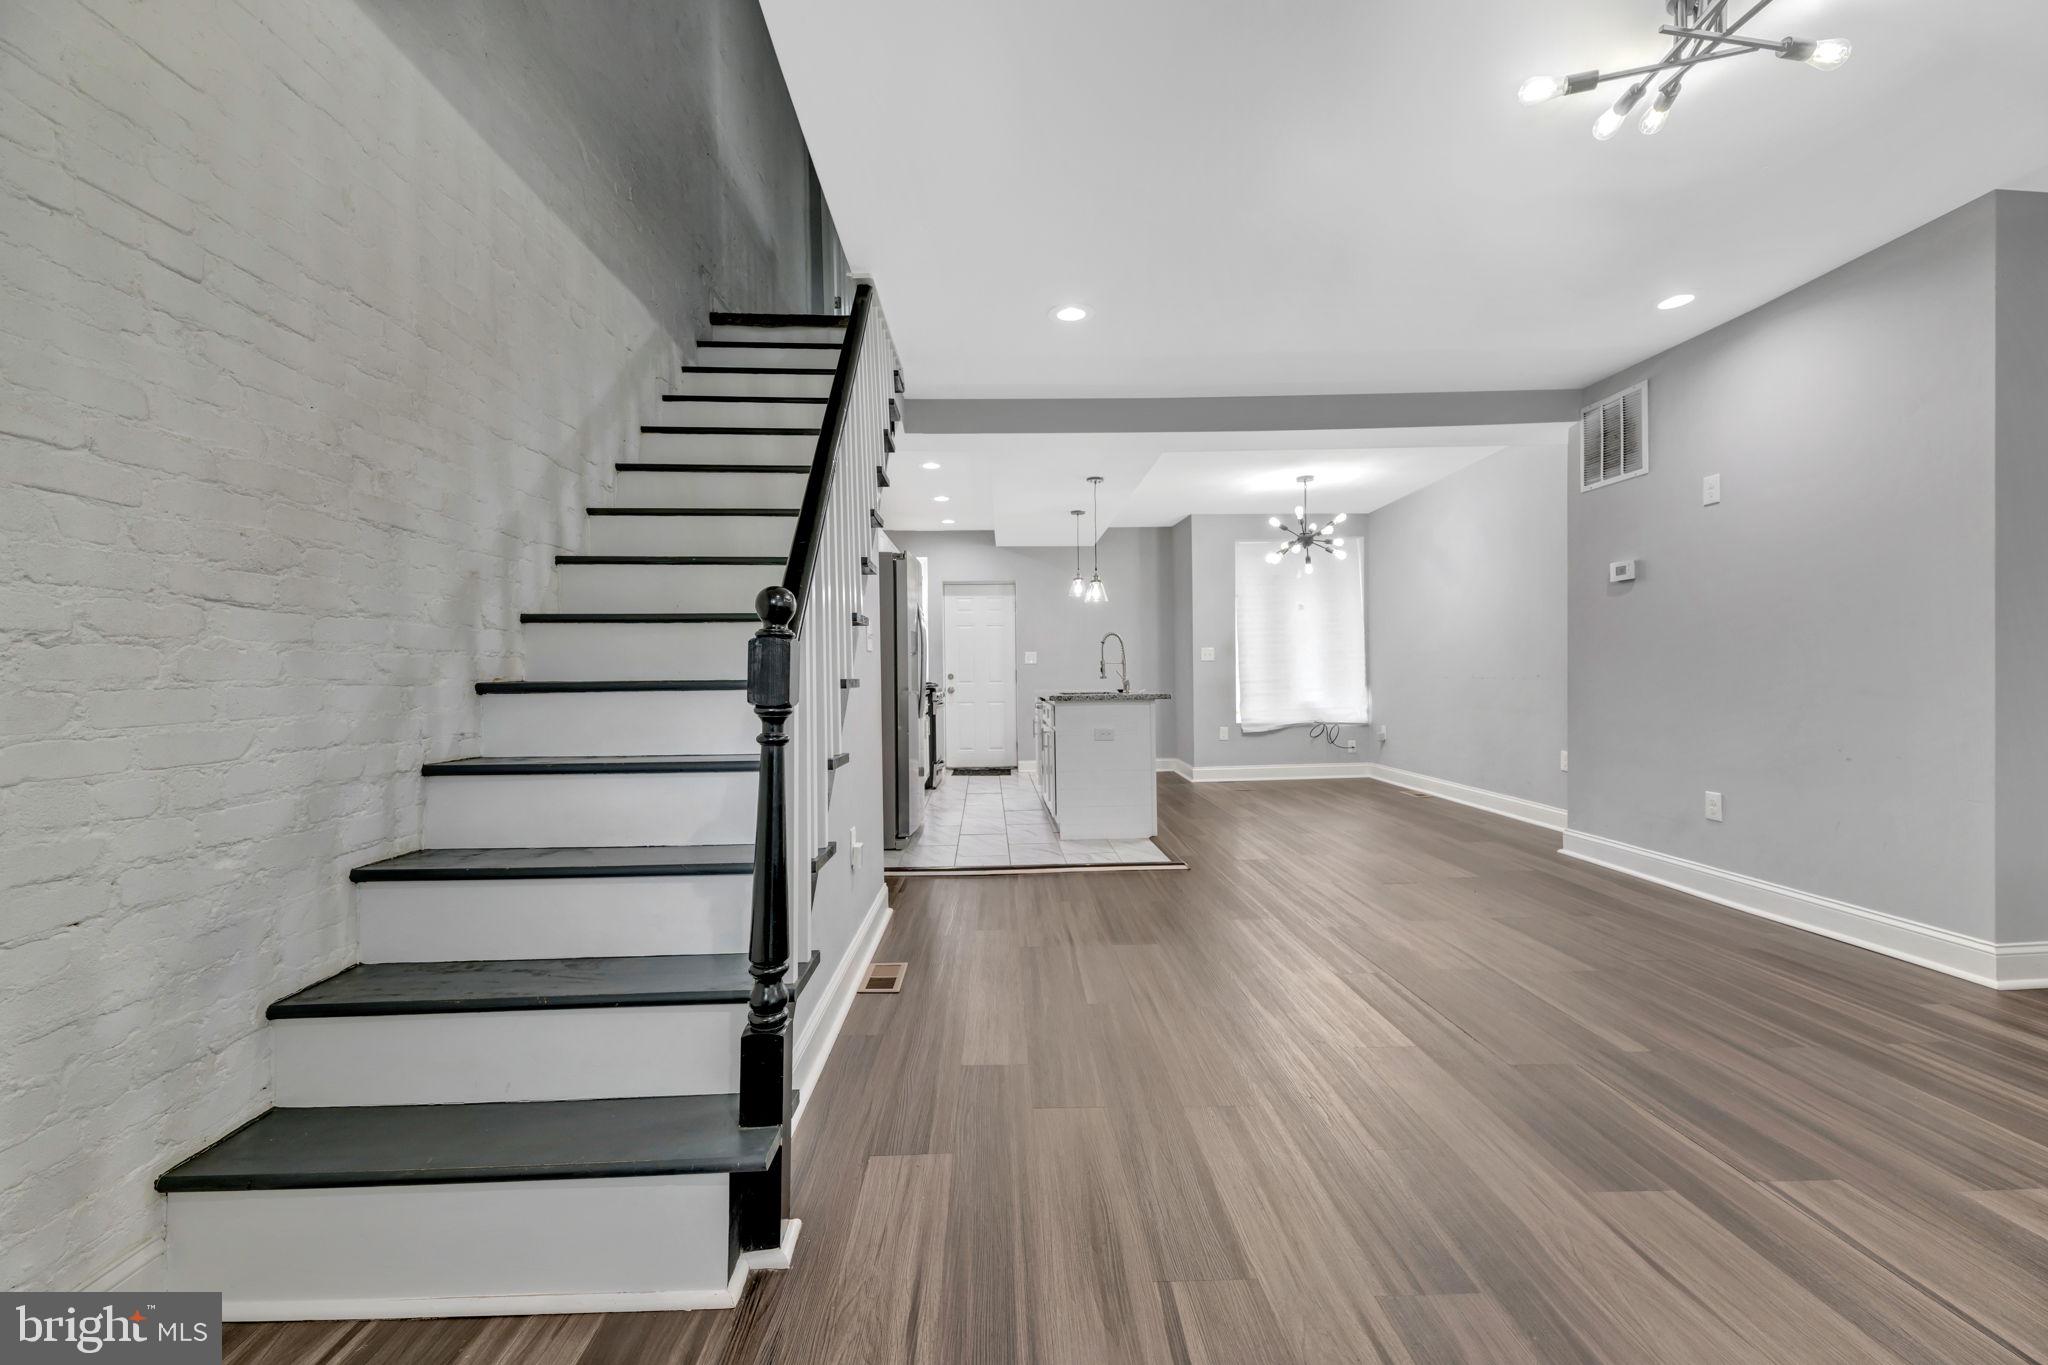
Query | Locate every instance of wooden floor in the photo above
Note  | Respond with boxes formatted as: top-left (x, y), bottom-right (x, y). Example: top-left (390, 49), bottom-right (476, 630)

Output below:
top-left (226, 777), bottom-right (2048, 1365)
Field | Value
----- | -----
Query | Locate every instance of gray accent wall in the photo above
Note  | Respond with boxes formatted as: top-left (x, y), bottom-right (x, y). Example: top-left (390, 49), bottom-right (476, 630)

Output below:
top-left (1366, 448), bottom-right (1569, 810)
top-left (888, 530), bottom-right (1178, 763)
top-left (908, 390), bottom-right (1582, 435)
top-left (1572, 196), bottom-right (2000, 940)
top-left (1995, 190), bottom-right (2048, 945)
top-left (357, 0), bottom-right (830, 341)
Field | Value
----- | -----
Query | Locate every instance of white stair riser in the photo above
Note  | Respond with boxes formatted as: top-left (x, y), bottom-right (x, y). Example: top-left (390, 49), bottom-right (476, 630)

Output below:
top-left (480, 690), bottom-right (755, 757)
top-left (675, 370), bottom-right (832, 398)
top-left (270, 1005), bottom-right (745, 1105)
top-left (611, 470), bottom-right (808, 508)
top-left (585, 516), bottom-right (797, 558)
top-left (706, 324), bottom-right (845, 345)
top-left (166, 1176), bottom-right (731, 1317)
top-left (424, 770), bottom-right (757, 846)
top-left (637, 430), bottom-right (816, 463)
top-left (357, 876), bottom-right (752, 963)
top-left (555, 561), bottom-right (777, 614)
top-left (524, 621), bottom-right (755, 681)
top-left (655, 399), bottom-right (824, 429)
top-left (691, 344), bottom-right (839, 369)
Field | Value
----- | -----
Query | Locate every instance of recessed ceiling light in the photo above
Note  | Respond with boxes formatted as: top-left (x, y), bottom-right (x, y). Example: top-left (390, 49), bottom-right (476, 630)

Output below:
top-left (1050, 305), bottom-right (1088, 323)
top-left (1658, 293), bottom-right (1696, 310)
top-left (920, 461), bottom-right (941, 470)
top-left (941, 518), bottom-right (955, 525)
top-left (932, 495), bottom-right (950, 503)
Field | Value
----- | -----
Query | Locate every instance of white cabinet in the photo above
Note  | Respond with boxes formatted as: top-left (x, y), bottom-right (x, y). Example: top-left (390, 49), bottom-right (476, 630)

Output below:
top-left (1033, 696), bottom-right (1162, 840)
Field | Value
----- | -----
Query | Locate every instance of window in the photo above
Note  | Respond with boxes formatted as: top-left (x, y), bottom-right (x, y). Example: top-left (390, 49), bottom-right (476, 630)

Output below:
top-left (1233, 540), bottom-right (1370, 730)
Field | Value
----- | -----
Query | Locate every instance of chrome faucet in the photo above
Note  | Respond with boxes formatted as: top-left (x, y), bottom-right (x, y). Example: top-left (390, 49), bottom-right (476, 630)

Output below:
top-left (1098, 632), bottom-right (1129, 693)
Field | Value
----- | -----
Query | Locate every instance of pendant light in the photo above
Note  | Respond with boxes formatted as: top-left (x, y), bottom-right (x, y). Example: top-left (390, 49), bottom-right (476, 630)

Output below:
top-left (1068, 509), bottom-right (1087, 598)
top-left (1082, 476), bottom-right (1109, 604)
top-left (1263, 475), bottom-right (1347, 568)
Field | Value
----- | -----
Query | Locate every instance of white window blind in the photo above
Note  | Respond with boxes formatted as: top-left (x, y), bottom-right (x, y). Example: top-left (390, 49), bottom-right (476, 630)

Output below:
top-left (1233, 540), bottom-right (1370, 730)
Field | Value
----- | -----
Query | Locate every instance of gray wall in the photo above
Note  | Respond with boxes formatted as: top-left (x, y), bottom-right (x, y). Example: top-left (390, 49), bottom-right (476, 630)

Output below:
top-left (1995, 190), bottom-right (2048, 944)
top-left (1366, 448), bottom-right (1568, 809)
top-left (357, 0), bottom-right (832, 342)
top-left (889, 530), bottom-right (1178, 761)
top-left (1167, 519), bottom-right (1196, 764)
top-left (1572, 196), bottom-right (2000, 939)
top-left (1183, 514), bottom-right (1373, 770)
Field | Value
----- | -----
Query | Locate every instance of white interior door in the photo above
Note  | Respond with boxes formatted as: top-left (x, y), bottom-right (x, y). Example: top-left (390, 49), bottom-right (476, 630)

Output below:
top-left (943, 589), bottom-right (1016, 768)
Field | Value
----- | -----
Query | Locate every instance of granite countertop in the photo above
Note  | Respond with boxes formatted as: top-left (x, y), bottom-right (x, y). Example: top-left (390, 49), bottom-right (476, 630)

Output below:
top-left (1040, 691), bottom-right (1172, 703)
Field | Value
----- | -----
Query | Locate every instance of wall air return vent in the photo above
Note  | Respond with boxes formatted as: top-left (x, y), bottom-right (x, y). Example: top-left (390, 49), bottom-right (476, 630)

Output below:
top-left (1580, 380), bottom-right (1648, 491)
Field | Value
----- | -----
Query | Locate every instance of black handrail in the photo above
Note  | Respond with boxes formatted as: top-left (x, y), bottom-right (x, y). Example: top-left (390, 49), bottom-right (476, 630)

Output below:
top-left (778, 282), bottom-right (873, 633)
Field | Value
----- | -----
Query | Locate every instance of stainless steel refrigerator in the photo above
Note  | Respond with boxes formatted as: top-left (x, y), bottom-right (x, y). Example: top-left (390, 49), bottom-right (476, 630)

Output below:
top-left (880, 552), bottom-right (935, 847)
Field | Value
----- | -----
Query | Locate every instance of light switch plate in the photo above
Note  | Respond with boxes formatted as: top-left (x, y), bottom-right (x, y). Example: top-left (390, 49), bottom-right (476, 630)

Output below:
top-left (1703, 473), bottom-right (1721, 506)
top-left (1023, 651), bottom-right (1037, 664)
top-left (1560, 750), bottom-right (1569, 771)
top-left (1093, 727), bottom-right (1114, 741)
top-left (1200, 646), bottom-right (1217, 662)
top-left (1218, 725), bottom-right (1229, 741)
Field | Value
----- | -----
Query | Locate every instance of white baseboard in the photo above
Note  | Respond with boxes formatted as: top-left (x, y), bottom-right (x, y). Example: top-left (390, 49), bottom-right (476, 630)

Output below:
top-left (1994, 941), bottom-right (2048, 991)
top-left (1368, 764), bottom-right (1568, 831)
top-left (1558, 829), bottom-right (2042, 989)
top-left (1157, 756), bottom-right (1193, 779)
top-left (793, 883), bottom-right (891, 1130)
top-left (1181, 760), bottom-right (1379, 783)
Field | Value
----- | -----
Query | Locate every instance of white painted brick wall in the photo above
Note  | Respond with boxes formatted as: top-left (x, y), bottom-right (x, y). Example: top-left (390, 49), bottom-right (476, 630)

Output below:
top-left (0, 0), bottom-right (682, 1290)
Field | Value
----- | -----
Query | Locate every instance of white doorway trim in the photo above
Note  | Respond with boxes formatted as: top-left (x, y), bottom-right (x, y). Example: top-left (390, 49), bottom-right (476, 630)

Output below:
top-left (941, 583), bottom-right (1017, 768)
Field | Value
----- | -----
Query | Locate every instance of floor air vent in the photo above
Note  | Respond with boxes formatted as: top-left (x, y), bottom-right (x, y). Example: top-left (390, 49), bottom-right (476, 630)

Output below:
top-left (860, 963), bottom-right (907, 994)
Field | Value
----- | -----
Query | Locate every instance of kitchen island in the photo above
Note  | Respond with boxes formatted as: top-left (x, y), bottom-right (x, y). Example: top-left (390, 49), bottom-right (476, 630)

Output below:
top-left (1030, 691), bottom-right (1171, 840)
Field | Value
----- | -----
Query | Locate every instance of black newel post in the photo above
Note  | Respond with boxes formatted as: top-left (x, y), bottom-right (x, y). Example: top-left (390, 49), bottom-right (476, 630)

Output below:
top-left (734, 585), bottom-right (795, 1252)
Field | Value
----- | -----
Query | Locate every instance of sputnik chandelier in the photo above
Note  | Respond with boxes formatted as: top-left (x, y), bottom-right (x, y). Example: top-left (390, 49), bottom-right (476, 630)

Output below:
top-left (1518, 0), bottom-right (1850, 140)
top-left (1264, 476), bottom-right (1347, 573)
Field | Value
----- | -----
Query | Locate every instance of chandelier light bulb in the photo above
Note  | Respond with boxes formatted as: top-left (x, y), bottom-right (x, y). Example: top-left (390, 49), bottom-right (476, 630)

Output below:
top-left (1640, 87), bottom-right (1679, 135)
top-left (1293, 504), bottom-right (1304, 519)
top-left (1518, 74), bottom-right (1568, 105)
top-left (1289, 543), bottom-right (1302, 555)
top-left (1805, 38), bottom-right (1851, 70)
top-left (1265, 550), bottom-right (1283, 565)
top-left (1332, 537), bottom-right (1345, 547)
top-left (1331, 512), bottom-right (1347, 525)
top-left (1593, 82), bottom-right (1645, 141)
top-left (1303, 560), bottom-right (1315, 575)
top-left (1334, 549), bottom-right (1347, 560)
top-left (1268, 515), bottom-right (1283, 528)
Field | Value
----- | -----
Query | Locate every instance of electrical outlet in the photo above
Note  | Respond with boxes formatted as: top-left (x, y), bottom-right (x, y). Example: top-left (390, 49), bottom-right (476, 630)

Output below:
top-left (1704, 790), bottom-right (1723, 822)
top-left (1200, 645), bottom-right (1217, 662)
top-left (1339, 739), bottom-right (1358, 751)
top-left (1023, 651), bottom-right (1037, 664)
top-left (1703, 473), bottom-right (1722, 506)
top-left (1218, 725), bottom-right (1229, 741)
top-left (1377, 725), bottom-right (1388, 742)
top-left (1560, 750), bottom-right (1569, 771)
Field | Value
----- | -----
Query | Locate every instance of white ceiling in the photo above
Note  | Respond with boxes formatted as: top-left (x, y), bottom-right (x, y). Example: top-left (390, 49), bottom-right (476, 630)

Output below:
top-left (883, 424), bottom-right (1567, 543)
top-left (763, 0), bottom-right (2048, 399)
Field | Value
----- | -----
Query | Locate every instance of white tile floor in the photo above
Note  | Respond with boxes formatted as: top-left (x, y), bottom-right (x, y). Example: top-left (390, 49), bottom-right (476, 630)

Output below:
top-left (883, 771), bottom-right (1177, 870)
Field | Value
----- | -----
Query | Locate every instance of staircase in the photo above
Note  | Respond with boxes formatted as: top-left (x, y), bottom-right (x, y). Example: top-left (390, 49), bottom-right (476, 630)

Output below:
top-left (154, 290), bottom-right (899, 1319)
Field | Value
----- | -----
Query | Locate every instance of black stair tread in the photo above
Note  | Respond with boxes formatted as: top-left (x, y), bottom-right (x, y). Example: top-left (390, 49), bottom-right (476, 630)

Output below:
top-left (810, 841), bottom-right (838, 876)
top-left (641, 425), bottom-right (822, 436)
top-left (694, 340), bottom-right (842, 351)
top-left (556, 554), bottom-right (785, 566)
top-left (268, 952), bottom-right (757, 1017)
top-left (476, 679), bottom-right (746, 693)
top-left (155, 1093), bottom-right (779, 1192)
top-left (421, 755), bottom-right (756, 776)
top-left (709, 311), bottom-right (849, 328)
top-left (350, 845), bottom-right (754, 882)
top-left (587, 506), bottom-right (799, 517)
top-left (617, 462), bottom-right (811, 474)
top-left (661, 394), bottom-right (828, 404)
top-left (679, 364), bottom-right (837, 375)
top-left (521, 612), bottom-right (756, 624)
top-left (826, 752), bottom-right (850, 771)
